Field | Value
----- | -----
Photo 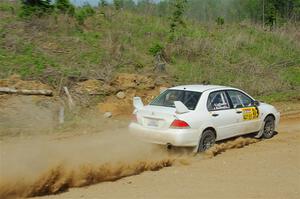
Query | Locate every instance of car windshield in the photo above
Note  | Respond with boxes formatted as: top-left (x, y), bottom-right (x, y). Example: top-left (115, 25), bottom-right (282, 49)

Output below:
top-left (150, 89), bottom-right (202, 110)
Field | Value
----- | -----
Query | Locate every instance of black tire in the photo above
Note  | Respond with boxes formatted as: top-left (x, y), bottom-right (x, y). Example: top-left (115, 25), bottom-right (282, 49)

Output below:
top-left (262, 116), bottom-right (275, 139)
top-left (197, 129), bottom-right (216, 152)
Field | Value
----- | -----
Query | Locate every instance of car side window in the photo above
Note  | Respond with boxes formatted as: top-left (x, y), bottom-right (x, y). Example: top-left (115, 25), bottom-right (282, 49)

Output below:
top-left (207, 91), bottom-right (230, 111)
top-left (227, 90), bottom-right (253, 108)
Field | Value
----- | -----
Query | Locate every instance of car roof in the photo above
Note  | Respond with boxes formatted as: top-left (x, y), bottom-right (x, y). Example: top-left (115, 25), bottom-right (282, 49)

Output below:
top-left (169, 85), bottom-right (235, 92)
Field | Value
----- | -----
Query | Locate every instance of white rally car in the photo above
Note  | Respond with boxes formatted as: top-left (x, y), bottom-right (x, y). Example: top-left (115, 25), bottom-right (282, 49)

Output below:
top-left (129, 85), bottom-right (280, 152)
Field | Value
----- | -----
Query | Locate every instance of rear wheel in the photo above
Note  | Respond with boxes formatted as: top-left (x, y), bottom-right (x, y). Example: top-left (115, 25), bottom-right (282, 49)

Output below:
top-left (262, 116), bottom-right (275, 139)
top-left (197, 129), bottom-right (216, 152)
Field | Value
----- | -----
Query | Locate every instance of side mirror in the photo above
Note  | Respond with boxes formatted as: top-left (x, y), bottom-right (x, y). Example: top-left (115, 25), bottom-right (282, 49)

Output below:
top-left (174, 101), bottom-right (189, 114)
top-left (253, 100), bottom-right (260, 107)
top-left (133, 97), bottom-right (144, 109)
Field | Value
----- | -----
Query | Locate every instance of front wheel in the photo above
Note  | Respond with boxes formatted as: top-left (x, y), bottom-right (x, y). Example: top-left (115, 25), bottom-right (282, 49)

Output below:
top-left (262, 116), bottom-right (275, 139)
top-left (197, 129), bottom-right (216, 152)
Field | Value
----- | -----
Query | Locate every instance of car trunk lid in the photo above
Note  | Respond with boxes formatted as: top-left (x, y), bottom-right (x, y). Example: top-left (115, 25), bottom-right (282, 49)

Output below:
top-left (136, 105), bottom-right (177, 129)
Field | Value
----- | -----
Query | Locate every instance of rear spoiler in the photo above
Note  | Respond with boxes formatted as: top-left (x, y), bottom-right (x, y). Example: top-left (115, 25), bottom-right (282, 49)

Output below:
top-left (174, 101), bottom-right (189, 114)
top-left (133, 97), bottom-right (144, 109)
top-left (133, 97), bottom-right (189, 114)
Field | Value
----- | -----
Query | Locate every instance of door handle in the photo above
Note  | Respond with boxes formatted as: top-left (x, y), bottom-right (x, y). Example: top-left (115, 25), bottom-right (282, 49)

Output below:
top-left (212, 113), bottom-right (219, 117)
top-left (236, 110), bottom-right (242, 114)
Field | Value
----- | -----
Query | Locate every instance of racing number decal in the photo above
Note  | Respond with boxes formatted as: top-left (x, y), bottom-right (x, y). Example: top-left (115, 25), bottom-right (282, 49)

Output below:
top-left (241, 107), bottom-right (259, 120)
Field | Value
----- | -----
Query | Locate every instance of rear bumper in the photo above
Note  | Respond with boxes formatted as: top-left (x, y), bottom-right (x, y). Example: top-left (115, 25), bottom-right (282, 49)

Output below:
top-left (129, 122), bottom-right (199, 147)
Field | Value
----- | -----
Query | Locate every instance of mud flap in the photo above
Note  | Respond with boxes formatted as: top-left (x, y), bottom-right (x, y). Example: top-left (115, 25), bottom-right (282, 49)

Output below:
top-left (255, 120), bottom-right (265, 138)
top-left (192, 144), bottom-right (199, 153)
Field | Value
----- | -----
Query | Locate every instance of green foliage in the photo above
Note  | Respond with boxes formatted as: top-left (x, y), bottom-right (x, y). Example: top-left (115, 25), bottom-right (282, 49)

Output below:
top-left (0, 2), bottom-right (14, 13)
top-left (114, 0), bottom-right (123, 10)
top-left (99, 0), bottom-right (108, 7)
top-left (20, 0), bottom-right (53, 17)
top-left (184, 0), bottom-right (300, 25)
top-left (169, 0), bottom-right (188, 41)
top-left (283, 66), bottom-right (300, 87)
top-left (75, 4), bottom-right (95, 25)
top-left (257, 91), bottom-right (300, 103)
top-left (1, 2), bottom-right (299, 100)
top-left (169, 0), bottom-right (187, 32)
top-left (123, 0), bottom-right (136, 10)
top-left (0, 43), bottom-right (57, 78)
top-left (55, 0), bottom-right (75, 16)
top-left (149, 43), bottom-right (164, 56)
top-left (216, 16), bottom-right (224, 25)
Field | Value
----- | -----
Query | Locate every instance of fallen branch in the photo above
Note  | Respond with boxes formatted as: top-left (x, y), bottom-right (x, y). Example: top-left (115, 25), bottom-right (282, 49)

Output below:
top-left (0, 87), bottom-right (53, 96)
top-left (63, 86), bottom-right (75, 109)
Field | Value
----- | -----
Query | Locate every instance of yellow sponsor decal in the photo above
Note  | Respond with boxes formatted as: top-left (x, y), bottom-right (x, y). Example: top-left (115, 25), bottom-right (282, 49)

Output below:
top-left (241, 107), bottom-right (259, 120)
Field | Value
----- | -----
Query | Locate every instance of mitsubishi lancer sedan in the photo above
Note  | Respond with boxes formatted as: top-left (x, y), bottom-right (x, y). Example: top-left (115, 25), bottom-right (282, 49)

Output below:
top-left (129, 85), bottom-right (280, 152)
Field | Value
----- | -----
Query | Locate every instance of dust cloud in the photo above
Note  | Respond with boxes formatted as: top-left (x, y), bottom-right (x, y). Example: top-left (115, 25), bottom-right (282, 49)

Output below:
top-left (0, 159), bottom-right (175, 199)
top-left (0, 124), bottom-right (260, 199)
top-left (204, 137), bottom-right (260, 158)
top-left (0, 125), bottom-right (186, 199)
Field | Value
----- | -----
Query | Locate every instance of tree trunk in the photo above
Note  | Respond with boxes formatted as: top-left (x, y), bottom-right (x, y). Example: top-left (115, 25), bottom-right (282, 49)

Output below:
top-left (0, 87), bottom-right (53, 96)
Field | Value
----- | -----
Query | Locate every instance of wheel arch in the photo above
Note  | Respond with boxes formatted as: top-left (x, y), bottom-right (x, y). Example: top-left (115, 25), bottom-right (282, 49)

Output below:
top-left (264, 113), bottom-right (275, 121)
top-left (195, 126), bottom-right (217, 152)
top-left (202, 127), bottom-right (217, 139)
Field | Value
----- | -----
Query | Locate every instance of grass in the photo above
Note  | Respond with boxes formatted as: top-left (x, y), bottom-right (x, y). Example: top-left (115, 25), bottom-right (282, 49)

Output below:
top-left (0, 2), bottom-right (299, 101)
top-left (257, 91), bottom-right (300, 103)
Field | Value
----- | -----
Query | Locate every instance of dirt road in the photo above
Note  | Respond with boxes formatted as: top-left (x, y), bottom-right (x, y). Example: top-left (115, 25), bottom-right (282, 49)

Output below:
top-left (0, 112), bottom-right (299, 199)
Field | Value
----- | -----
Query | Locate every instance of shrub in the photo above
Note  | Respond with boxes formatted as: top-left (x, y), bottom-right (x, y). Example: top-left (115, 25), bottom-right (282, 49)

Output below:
top-left (20, 0), bottom-right (53, 17)
top-left (75, 3), bottom-right (95, 25)
top-left (55, 0), bottom-right (75, 16)
top-left (216, 17), bottom-right (224, 26)
top-left (113, 0), bottom-right (123, 10)
top-left (99, 0), bottom-right (108, 7)
top-left (149, 43), bottom-right (164, 56)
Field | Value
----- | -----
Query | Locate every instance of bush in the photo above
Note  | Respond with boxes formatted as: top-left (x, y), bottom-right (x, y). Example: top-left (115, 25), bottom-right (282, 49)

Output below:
top-left (75, 4), bottom-right (95, 25)
top-left (0, 2), bottom-right (14, 13)
top-left (113, 0), bottom-right (123, 10)
top-left (99, 0), bottom-right (108, 7)
top-left (55, 0), bottom-right (75, 16)
top-left (216, 17), bottom-right (224, 25)
top-left (20, 0), bottom-right (53, 17)
top-left (149, 43), bottom-right (164, 56)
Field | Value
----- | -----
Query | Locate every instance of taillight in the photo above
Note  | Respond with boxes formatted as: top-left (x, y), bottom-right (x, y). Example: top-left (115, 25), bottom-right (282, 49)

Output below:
top-left (132, 114), bottom-right (138, 123)
top-left (170, 119), bottom-right (190, 128)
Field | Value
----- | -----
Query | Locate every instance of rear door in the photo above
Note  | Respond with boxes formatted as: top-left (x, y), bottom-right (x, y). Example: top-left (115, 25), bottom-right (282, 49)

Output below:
top-left (226, 90), bottom-right (261, 134)
top-left (207, 91), bottom-right (241, 140)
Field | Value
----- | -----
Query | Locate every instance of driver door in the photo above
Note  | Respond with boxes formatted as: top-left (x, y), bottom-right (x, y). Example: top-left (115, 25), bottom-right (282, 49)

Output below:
top-left (226, 90), bottom-right (261, 135)
top-left (207, 91), bottom-right (242, 140)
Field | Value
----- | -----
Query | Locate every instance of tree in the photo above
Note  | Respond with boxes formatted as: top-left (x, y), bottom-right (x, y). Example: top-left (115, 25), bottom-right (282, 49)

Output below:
top-left (113, 0), bottom-right (123, 10)
top-left (169, 0), bottom-right (188, 36)
top-left (22, 0), bottom-right (51, 7)
top-left (55, 0), bottom-right (75, 15)
top-left (265, 0), bottom-right (277, 28)
top-left (181, 0), bottom-right (300, 25)
top-left (156, 0), bottom-right (170, 17)
top-left (21, 0), bottom-right (53, 17)
top-left (123, 0), bottom-right (136, 10)
top-left (99, 0), bottom-right (108, 7)
top-left (75, 3), bottom-right (95, 25)
top-left (216, 16), bottom-right (224, 25)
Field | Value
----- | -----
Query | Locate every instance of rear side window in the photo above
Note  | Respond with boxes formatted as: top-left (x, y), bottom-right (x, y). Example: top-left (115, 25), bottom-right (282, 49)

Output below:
top-left (227, 90), bottom-right (253, 108)
top-left (150, 89), bottom-right (202, 110)
top-left (207, 91), bottom-right (230, 111)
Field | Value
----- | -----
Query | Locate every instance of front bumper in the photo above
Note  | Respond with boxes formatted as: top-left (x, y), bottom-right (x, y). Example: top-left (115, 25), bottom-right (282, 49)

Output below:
top-left (129, 122), bottom-right (199, 147)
